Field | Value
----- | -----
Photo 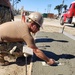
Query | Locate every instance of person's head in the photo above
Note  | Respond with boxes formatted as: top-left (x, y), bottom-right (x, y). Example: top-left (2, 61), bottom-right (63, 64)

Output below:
top-left (27, 12), bottom-right (43, 33)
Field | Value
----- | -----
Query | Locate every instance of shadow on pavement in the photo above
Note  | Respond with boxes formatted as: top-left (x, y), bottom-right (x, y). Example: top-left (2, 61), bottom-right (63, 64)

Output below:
top-left (8, 50), bottom-right (75, 66)
top-left (8, 56), bottom-right (32, 66)
top-left (33, 50), bottom-right (75, 62)
top-left (35, 38), bottom-right (68, 43)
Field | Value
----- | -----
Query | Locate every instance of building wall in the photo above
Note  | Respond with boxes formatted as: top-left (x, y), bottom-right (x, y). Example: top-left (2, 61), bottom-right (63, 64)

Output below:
top-left (47, 13), bottom-right (54, 18)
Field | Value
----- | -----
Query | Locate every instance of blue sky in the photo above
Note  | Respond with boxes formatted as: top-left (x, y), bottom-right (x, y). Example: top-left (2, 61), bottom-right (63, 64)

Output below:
top-left (11, 0), bottom-right (75, 14)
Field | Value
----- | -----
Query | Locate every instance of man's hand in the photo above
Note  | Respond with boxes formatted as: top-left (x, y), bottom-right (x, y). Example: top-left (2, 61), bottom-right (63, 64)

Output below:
top-left (47, 59), bottom-right (60, 66)
top-left (46, 59), bottom-right (56, 65)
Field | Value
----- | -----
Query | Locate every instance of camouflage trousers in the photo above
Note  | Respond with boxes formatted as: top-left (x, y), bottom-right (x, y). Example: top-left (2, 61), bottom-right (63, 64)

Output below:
top-left (0, 42), bottom-right (24, 58)
top-left (0, 6), bottom-right (11, 24)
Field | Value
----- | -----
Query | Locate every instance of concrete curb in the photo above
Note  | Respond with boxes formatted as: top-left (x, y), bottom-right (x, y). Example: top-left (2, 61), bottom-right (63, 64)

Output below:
top-left (59, 29), bottom-right (75, 40)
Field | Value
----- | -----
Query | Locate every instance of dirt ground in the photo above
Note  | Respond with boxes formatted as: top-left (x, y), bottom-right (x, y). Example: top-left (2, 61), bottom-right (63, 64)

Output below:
top-left (0, 55), bottom-right (32, 75)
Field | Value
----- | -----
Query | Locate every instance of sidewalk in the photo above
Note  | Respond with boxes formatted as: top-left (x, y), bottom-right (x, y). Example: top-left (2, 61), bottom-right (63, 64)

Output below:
top-left (43, 18), bottom-right (61, 27)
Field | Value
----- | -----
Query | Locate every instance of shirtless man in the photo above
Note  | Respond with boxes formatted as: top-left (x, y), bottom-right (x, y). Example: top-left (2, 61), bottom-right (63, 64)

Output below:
top-left (0, 12), bottom-right (55, 66)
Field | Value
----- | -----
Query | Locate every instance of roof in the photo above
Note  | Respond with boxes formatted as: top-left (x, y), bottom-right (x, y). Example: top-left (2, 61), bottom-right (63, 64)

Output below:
top-left (71, 1), bottom-right (75, 4)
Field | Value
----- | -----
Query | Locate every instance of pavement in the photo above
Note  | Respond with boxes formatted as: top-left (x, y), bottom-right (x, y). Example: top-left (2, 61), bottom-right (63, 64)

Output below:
top-left (31, 31), bottom-right (75, 75)
top-left (43, 18), bottom-right (61, 27)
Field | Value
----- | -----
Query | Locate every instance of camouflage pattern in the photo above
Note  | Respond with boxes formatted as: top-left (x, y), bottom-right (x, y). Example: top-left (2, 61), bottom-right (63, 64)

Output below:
top-left (0, 6), bottom-right (11, 24)
top-left (0, 42), bottom-right (24, 57)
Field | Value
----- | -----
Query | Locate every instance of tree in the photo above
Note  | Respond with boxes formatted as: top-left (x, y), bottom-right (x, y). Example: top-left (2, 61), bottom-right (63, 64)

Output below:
top-left (18, 0), bottom-right (21, 1)
top-left (10, 0), bottom-right (21, 15)
top-left (54, 4), bottom-right (63, 16)
top-left (63, 5), bottom-right (68, 11)
top-left (10, 0), bottom-right (21, 5)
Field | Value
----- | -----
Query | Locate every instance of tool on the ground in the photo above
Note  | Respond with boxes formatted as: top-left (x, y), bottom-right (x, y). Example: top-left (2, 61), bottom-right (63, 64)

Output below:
top-left (42, 61), bottom-right (64, 66)
top-left (24, 54), bottom-right (28, 75)
top-left (62, 25), bottom-right (65, 33)
top-left (23, 45), bottom-right (33, 75)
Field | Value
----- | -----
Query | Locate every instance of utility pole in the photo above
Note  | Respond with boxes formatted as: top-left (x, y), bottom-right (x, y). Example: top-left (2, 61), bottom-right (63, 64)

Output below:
top-left (62, 0), bottom-right (64, 6)
top-left (61, 0), bottom-right (64, 14)
top-left (47, 4), bottom-right (51, 13)
top-left (44, 9), bottom-right (46, 13)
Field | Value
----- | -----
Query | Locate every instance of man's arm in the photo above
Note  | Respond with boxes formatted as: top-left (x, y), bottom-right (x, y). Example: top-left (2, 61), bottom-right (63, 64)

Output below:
top-left (31, 47), bottom-right (55, 65)
top-left (23, 34), bottom-right (55, 65)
